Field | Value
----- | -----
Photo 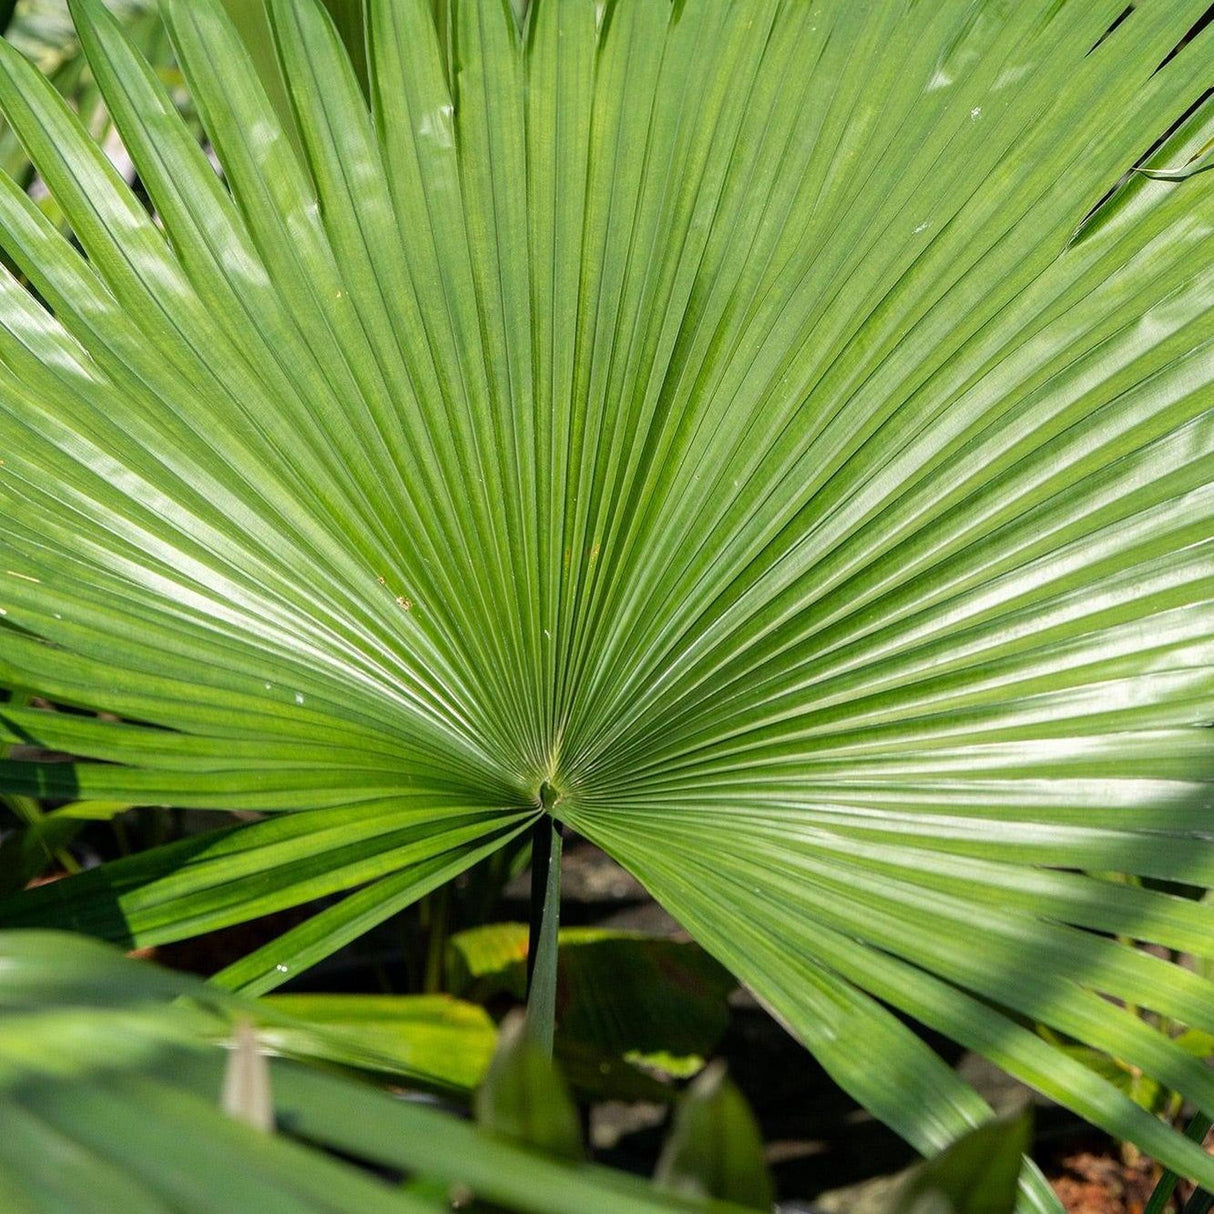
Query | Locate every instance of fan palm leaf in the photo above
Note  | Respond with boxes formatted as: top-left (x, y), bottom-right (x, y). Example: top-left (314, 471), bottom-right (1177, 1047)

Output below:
top-left (0, 0), bottom-right (1211, 1195)
top-left (0, 0), bottom-right (174, 209)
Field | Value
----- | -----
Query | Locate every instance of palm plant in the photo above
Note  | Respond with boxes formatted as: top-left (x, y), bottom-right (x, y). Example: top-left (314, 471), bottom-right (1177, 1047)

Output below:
top-left (0, 930), bottom-right (766, 1212)
top-left (1, 929), bottom-right (1030, 1211)
top-left (0, 0), bottom-right (1212, 1206)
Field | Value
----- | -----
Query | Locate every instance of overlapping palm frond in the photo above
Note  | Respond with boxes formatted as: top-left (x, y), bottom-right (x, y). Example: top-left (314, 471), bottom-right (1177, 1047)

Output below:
top-left (0, 0), bottom-right (173, 193)
top-left (0, 0), bottom-right (1210, 1199)
top-left (0, 930), bottom-right (751, 1212)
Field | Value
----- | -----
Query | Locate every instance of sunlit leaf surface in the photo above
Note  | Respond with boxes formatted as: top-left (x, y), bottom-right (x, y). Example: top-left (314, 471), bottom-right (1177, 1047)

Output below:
top-left (0, 0), bottom-right (1210, 1196)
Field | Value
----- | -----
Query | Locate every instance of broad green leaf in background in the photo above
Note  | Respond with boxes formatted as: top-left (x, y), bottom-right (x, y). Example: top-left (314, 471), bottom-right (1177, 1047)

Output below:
top-left (0, 0), bottom-right (1211, 1203)
top-left (891, 1112), bottom-right (1032, 1214)
top-left (654, 1063), bottom-right (775, 1212)
top-left (0, 930), bottom-right (749, 1213)
top-left (257, 991), bottom-right (498, 1092)
top-left (448, 923), bottom-right (735, 1078)
top-left (474, 1011), bottom-right (584, 1163)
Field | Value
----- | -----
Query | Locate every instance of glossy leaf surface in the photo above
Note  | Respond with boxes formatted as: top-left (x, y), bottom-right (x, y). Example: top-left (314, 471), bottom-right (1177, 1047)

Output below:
top-left (0, 0), bottom-right (1210, 1193)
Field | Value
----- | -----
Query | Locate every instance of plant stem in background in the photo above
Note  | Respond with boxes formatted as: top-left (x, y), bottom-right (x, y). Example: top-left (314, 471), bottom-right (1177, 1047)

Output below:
top-left (421, 882), bottom-right (450, 994)
top-left (1145, 1113), bottom-right (1214, 1214)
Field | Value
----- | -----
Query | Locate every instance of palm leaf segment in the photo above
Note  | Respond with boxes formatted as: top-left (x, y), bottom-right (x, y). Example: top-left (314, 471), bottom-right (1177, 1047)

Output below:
top-left (0, 930), bottom-right (743, 1213)
top-left (0, 0), bottom-right (1211, 1188)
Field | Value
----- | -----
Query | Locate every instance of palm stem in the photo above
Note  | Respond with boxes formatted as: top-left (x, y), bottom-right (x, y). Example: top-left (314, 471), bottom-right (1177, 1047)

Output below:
top-left (1184, 1191), bottom-right (1214, 1214)
top-left (525, 799), bottom-right (563, 1059)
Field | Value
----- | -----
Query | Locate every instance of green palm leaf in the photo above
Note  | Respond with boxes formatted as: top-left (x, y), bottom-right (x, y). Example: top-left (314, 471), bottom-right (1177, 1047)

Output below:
top-left (0, 0), bottom-right (1211, 1196)
top-left (0, 929), bottom-right (747, 1212)
top-left (0, 1), bottom-right (178, 215)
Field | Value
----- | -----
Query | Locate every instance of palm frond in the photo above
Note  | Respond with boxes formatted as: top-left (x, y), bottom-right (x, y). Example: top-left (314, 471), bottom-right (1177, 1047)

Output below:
top-left (0, 0), bottom-right (1210, 1189)
top-left (0, 930), bottom-right (745, 1212)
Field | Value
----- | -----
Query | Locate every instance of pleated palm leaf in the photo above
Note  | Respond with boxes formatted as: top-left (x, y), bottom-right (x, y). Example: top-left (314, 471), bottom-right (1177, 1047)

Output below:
top-left (0, 0), bottom-right (167, 184)
top-left (0, 0), bottom-right (1212, 1201)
